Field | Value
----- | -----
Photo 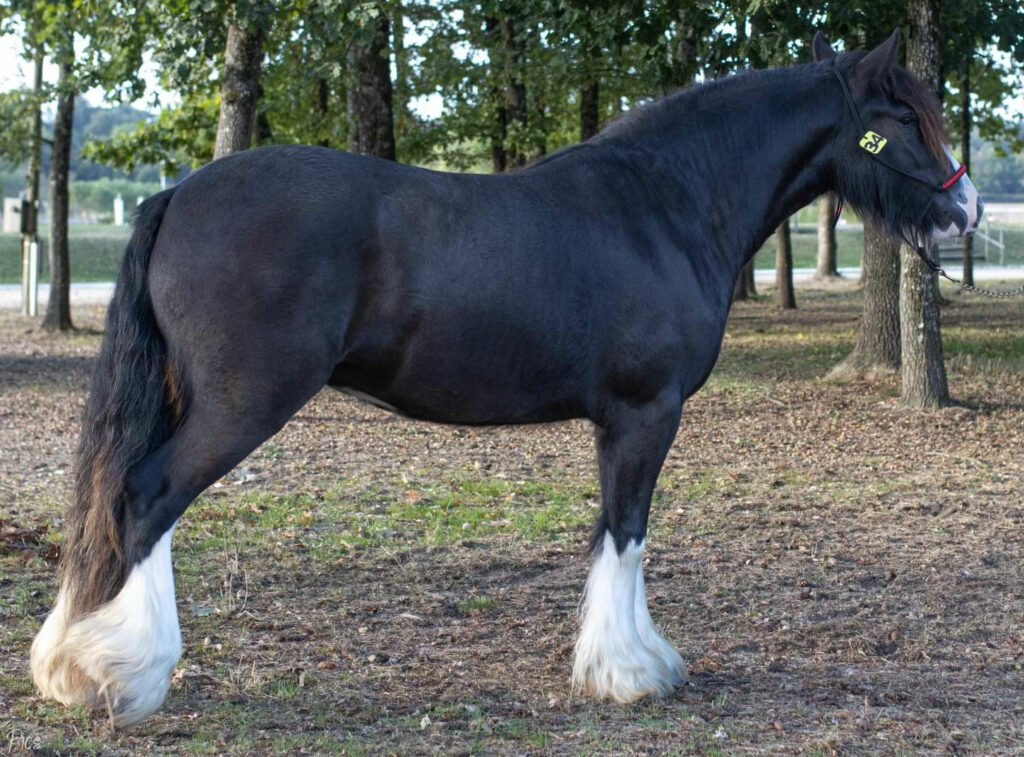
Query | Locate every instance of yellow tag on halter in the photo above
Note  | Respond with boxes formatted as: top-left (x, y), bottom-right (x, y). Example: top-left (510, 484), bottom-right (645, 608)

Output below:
top-left (859, 131), bottom-right (887, 154)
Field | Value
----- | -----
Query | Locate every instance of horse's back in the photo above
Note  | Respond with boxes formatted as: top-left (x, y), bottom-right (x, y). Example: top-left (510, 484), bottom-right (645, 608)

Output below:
top-left (142, 144), bottom-right (718, 426)
top-left (145, 146), bottom-right (405, 403)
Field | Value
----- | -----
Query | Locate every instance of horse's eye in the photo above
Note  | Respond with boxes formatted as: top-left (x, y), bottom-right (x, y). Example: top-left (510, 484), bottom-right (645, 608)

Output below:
top-left (898, 113), bottom-right (918, 126)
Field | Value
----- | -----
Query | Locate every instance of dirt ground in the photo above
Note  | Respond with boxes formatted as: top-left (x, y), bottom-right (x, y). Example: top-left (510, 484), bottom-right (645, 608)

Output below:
top-left (1, 286), bottom-right (1022, 755)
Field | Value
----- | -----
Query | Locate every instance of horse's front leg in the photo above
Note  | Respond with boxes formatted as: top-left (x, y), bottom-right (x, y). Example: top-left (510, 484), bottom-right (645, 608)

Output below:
top-left (572, 393), bottom-right (686, 702)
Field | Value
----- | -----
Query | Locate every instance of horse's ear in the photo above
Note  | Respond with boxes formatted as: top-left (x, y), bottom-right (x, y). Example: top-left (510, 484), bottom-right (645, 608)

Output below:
top-left (857, 28), bottom-right (901, 81)
top-left (812, 32), bottom-right (836, 62)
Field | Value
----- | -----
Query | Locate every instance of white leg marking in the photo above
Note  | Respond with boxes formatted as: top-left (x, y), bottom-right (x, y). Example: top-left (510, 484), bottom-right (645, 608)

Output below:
top-left (633, 552), bottom-right (687, 684)
top-left (30, 589), bottom-right (73, 699)
top-left (572, 532), bottom-right (686, 702)
top-left (31, 527), bottom-right (182, 726)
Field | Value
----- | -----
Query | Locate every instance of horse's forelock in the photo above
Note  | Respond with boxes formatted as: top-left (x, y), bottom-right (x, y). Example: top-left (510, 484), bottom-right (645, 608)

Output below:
top-left (840, 51), bottom-right (949, 164)
top-left (881, 67), bottom-right (949, 163)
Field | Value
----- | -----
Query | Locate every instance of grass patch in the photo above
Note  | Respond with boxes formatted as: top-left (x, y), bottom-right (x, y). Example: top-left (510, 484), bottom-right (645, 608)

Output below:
top-left (382, 477), bottom-right (595, 545)
top-left (175, 475), bottom-right (596, 569)
top-left (943, 325), bottom-right (1023, 369)
top-left (711, 326), bottom-right (855, 384)
top-left (456, 595), bottom-right (496, 615)
top-left (753, 226), bottom-right (865, 270)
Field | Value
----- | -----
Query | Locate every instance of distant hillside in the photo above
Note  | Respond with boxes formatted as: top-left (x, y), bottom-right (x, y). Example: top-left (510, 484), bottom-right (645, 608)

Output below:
top-left (71, 100), bottom-right (161, 183)
top-left (0, 99), bottom-right (159, 198)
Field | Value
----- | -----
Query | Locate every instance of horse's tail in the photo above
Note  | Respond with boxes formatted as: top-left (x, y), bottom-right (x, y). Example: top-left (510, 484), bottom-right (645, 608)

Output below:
top-left (60, 187), bottom-right (181, 621)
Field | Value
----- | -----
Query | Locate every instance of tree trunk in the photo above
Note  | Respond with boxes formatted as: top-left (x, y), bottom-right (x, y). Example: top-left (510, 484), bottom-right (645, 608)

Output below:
top-left (42, 55), bottom-right (75, 333)
top-left (828, 219), bottom-right (900, 380)
top-left (901, 0), bottom-right (949, 408)
top-left (900, 244), bottom-right (948, 406)
top-left (534, 96), bottom-right (547, 158)
top-left (315, 77), bottom-right (329, 147)
top-left (485, 17), bottom-right (507, 173)
top-left (392, 2), bottom-right (408, 137)
top-left (347, 9), bottom-right (396, 160)
top-left (775, 219), bottom-right (796, 308)
top-left (214, 20), bottom-right (265, 159)
top-left (960, 57), bottom-right (973, 287)
top-left (580, 80), bottom-right (599, 141)
top-left (491, 102), bottom-right (508, 173)
top-left (673, 16), bottom-right (699, 88)
top-left (732, 261), bottom-right (756, 302)
top-left (254, 106), bottom-right (273, 146)
top-left (502, 17), bottom-right (528, 170)
top-left (815, 194), bottom-right (839, 279)
top-left (21, 46), bottom-right (43, 317)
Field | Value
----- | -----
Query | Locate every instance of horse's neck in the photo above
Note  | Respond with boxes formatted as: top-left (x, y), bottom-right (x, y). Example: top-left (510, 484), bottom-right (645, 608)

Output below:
top-left (613, 66), bottom-right (840, 275)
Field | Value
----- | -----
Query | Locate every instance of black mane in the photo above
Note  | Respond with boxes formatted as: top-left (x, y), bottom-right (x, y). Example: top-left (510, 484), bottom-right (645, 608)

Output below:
top-left (594, 65), bottom-right (816, 143)
top-left (529, 53), bottom-right (946, 174)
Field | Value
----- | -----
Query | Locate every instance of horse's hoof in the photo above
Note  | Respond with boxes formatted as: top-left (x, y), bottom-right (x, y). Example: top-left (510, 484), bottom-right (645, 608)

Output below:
top-left (572, 634), bottom-right (687, 703)
top-left (572, 651), bottom-right (687, 703)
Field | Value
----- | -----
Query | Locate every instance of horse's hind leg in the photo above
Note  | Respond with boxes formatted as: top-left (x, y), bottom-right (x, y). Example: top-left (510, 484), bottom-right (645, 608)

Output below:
top-left (33, 363), bottom-right (329, 727)
top-left (573, 394), bottom-right (687, 702)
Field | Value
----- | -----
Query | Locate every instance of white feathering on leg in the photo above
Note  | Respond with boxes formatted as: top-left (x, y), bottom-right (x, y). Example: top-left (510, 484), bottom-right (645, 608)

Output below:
top-left (632, 549), bottom-right (686, 688)
top-left (572, 532), bottom-right (686, 702)
top-left (31, 589), bottom-right (74, 701)
top-left (31, 527), bottom-right (182, 727)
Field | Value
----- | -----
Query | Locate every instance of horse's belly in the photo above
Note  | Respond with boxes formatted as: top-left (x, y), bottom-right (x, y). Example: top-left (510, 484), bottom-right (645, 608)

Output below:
top-left (328, 348), bottom-right (586, 426)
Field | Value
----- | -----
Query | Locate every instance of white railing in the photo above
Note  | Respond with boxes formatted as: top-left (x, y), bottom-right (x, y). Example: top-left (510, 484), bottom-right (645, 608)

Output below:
top-left (978, 218), bottom-right (1006, 265)
top-left (935, 218), bottom-right (1007, 265)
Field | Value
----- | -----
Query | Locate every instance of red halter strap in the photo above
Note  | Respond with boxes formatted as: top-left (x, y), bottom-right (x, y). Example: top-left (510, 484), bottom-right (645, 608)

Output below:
top-left (940, 163), bottom-right (967, 191)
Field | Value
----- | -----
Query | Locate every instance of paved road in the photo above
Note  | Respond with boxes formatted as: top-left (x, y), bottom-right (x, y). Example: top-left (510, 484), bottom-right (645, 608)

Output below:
top-left (0, 281), bottom-right (116, 310)
top-left (2, 267), bottom-right (1023, 311)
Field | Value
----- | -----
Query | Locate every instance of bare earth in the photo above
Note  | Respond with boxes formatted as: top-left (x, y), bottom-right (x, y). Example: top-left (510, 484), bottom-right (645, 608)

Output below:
top-left (0, 286), bottom-right (1022, 755)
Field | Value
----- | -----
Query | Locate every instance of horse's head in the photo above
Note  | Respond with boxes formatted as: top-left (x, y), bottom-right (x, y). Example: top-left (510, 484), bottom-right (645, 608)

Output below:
top-left (814, 30), bottom-right (982, 246)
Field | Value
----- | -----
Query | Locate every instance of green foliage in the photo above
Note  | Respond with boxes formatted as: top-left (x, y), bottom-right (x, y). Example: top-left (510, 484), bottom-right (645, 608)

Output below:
top-left (82, 97), bottom-right (219, 174)
top-left (970, 129), bottom-right (1024, 197)
top-left (942, 0), bottom-right (1024, 151)
top-left (72, 99), bottom-right (162, 181)
top-left (0, 88), bottom-right (42, 167)
top-left (5, 0), bottom-right (1018, 178)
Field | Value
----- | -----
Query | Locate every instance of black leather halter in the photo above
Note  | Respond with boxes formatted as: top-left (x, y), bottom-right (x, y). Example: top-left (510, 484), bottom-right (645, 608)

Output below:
top-left (829, 65), bottom-right (967, 274)
top-left (830, 66), bottom-right (965, 193)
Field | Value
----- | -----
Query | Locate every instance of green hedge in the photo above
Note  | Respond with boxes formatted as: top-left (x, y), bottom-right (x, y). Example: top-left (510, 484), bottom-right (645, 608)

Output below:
top-left (0, 226), bottom-right (131, 283)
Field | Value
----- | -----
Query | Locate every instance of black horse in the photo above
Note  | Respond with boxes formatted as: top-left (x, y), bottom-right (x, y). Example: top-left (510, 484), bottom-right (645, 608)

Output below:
top-left (32, 31), bottom-right (980, 726)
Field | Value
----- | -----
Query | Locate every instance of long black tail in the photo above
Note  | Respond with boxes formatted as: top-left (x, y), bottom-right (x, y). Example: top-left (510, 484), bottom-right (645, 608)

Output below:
top-left (60, 187), bottom-right (181, 620)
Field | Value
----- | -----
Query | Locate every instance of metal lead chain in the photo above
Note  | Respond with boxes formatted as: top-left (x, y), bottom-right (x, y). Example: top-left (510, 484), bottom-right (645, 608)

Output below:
top-left (909, 240), bottom-right (1024, 299)
top-left (934, 269), bottom-right (1024, 298)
